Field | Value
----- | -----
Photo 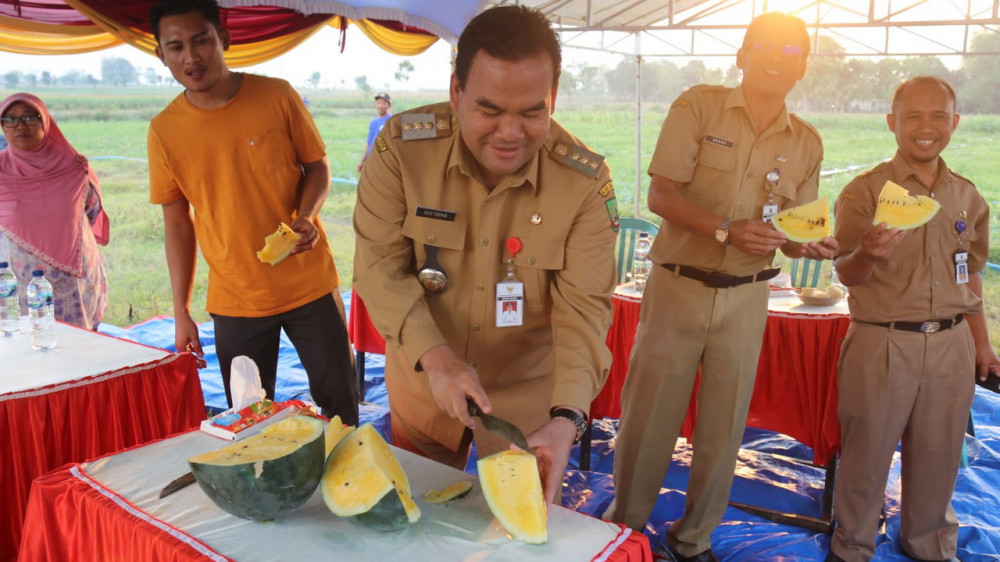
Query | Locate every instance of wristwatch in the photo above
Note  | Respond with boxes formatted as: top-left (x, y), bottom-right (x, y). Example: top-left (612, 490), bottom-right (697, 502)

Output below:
top-left (714, 217), bottom-right (732, 246)
top-left (550, 407), bottom-right (588, 445)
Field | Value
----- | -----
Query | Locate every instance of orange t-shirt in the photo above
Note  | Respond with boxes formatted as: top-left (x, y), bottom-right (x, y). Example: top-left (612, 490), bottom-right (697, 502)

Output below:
top-left (148, 74), bottom-right (339, 317)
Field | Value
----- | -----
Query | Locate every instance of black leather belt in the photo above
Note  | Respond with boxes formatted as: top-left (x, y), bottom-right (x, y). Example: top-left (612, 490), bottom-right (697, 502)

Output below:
top-left (861, 315), bottom-right (964, 334)
top-left (662, 263), bottom-right (781, 289)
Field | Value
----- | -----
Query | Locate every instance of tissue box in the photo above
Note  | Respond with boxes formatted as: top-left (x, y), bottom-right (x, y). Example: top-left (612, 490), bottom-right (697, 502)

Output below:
top-left (200, 399), bottom-right (303, 441)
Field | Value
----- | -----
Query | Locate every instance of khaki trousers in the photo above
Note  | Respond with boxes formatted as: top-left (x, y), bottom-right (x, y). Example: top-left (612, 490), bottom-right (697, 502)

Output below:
top-left (604, 264), bottom-right (769, 556)
top-left (830, 321), bottom-right (975, 562)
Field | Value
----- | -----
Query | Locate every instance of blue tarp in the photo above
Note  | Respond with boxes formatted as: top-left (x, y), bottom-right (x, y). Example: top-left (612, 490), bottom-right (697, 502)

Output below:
top-left (99, 293), bottom-right (1000, 561)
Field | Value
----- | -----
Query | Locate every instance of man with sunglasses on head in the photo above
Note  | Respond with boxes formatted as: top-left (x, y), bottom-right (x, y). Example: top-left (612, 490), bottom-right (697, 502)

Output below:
top-left (145, 0), bottom-right (358, 426)
top-left (603, 12), bottom-right (837, 562)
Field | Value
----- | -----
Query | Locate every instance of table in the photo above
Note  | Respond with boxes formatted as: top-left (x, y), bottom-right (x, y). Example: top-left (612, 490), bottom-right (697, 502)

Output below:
top-left (1, 321), bottom-right (205, 562)
top-left (18, 427), bottom-right (652, 562)
top-left (595, 285), bottom-right (850, 466)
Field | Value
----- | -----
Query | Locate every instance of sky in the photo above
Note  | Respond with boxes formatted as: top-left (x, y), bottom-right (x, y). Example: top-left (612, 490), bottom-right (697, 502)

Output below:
top-left (0, 25), bottom-right (459, 92)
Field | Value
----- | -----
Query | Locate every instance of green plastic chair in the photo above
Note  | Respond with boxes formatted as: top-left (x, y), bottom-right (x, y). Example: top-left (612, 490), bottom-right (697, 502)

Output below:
top-left (615, 217), bottom-right (660, 285)
top-left (789, 258), bottom-right (822, 288)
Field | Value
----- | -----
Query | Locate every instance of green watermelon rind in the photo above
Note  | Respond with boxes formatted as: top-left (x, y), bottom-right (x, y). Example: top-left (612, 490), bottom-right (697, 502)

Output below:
top-left (188, 420), bottom-right (325, 522)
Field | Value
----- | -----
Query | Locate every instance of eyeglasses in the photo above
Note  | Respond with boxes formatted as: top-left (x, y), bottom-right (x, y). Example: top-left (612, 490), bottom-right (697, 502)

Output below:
top-left (0, 114), bottom-right (41, 129)
top-left (751, 42), bottom-right (804, 56)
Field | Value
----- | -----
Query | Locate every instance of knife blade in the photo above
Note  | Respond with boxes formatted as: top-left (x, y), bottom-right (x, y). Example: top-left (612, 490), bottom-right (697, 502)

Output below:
top-left (159, 471), bottom-right (196, 498)
top-left (466, 397), bottom-right (531, 452)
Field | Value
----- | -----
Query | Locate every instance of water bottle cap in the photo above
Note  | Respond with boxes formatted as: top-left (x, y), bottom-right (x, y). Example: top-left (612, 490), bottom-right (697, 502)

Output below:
top-left (32, 269), bottom-right (43, 277)
top-left (0, 261), bottom-right (8, 268)
top-left (638, 232), bottom-right (649, 238)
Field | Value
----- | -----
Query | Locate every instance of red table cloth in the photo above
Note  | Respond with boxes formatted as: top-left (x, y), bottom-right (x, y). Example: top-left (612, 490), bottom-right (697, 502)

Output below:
top-left (0, 324), bottom-right (204, 562)
top-left (18, 429), bottom-right (651, 562)
top-left (593, 288), bottom-right (849, 465)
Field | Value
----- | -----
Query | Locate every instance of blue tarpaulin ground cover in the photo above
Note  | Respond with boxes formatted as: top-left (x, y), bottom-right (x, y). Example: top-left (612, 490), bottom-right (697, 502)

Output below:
top-left (99, 293), bottom-right (1000, 561)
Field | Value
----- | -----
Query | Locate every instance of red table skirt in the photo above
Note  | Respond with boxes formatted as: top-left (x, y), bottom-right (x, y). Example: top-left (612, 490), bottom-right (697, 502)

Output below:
top-left (19, 462), bottom-right (652, 562)
top-left (2, 353), bottom-right (204, 562)
top-left (348, 291), bottom-right (386, 355)
top-left (594, 293), bottom-right (849, 466)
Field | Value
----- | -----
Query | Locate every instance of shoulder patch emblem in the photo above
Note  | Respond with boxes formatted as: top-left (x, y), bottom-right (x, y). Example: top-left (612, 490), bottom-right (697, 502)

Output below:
top-left (402, 113), bottom-right (446, 140)
top-left (671, 98), bottom-right (690, 109)
top-left (552, 142), bottom-right (604, 178)
top-left (374, 134), bottom-right (388, 153)
top-left (606, 197), bottom-right (620, 232)
top-left (599, 180), bottom-right (615, 198)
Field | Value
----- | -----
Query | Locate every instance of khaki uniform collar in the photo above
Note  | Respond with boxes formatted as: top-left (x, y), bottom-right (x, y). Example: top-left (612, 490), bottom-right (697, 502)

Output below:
top-left (726, 85), bottom-right (798, 136)
top-left (445, 117), bottom-right (540, 193)
top-left (889, 151), bottom-right (952, 192)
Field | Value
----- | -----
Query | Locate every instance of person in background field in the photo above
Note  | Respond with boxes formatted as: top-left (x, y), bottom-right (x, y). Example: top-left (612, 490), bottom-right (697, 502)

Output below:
top-left (356, 91), bottom-right (392, 172)
top-left (353, 5), bottom-right (618, 503)
top-left (147, 0), bottom-right (358, 425)
top-left (602, 13), bottom-right (838, 562)
top-left (827, 76), bottom-right (1000, 562)
top-left (0, 93), bottom-right (109, 330)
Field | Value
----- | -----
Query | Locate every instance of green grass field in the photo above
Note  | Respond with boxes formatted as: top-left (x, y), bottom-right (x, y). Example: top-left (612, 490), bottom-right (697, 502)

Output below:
top-left (6, 87), bottom-right (1000, 345)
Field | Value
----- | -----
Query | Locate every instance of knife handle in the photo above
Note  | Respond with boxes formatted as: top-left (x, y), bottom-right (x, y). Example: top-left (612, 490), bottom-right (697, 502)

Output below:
top-left (466, 396), bottom-right (482, 417)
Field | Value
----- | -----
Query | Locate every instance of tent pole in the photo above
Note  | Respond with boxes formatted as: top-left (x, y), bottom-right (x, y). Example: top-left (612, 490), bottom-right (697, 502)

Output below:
top-left (634, 34), bottom-right (642, 219)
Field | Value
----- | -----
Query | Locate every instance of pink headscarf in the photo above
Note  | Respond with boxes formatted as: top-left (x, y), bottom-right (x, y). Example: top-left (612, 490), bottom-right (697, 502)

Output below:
top-left (0, 93), bottom-right (109, 276)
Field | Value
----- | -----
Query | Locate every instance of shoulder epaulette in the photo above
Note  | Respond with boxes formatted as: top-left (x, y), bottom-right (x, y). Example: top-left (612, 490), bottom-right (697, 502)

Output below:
top-left (400, 113), bottom-right (453, 141)
top-left (789, 113), bottom-right (822, 144)
top-left (550, 141), bottom-right (604, 179)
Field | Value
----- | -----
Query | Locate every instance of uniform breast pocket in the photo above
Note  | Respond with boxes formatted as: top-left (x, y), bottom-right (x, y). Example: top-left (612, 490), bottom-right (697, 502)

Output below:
top-left (689, 143), bottom-right (737, 207)
top-left (401, 215), bottom-right (468, 270)
top-left (513, 241), bottom-right (564, 310)
top-left (247, 128), bottom-right (297, 173)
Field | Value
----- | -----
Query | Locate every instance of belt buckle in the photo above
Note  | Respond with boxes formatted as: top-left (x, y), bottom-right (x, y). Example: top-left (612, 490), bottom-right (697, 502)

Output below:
top-left (920, 321), bottom-right (940, 333)
top-left (705, 272), bottom-right (733, 288)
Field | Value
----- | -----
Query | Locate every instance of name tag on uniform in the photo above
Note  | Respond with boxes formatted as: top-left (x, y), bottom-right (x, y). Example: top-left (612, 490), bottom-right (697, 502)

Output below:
top-left (496, 280), bottom-right (523, 327)
top-left (415, 206), bottom-right (456, 221)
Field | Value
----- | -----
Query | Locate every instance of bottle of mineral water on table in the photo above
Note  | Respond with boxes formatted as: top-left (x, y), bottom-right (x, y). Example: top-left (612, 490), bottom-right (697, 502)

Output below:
top-left (27, 269), bottom-right (56, 350)
top-left (632, 232), bottom-right (652, 293)
top-left (0, 261), bottom-right (18, 336)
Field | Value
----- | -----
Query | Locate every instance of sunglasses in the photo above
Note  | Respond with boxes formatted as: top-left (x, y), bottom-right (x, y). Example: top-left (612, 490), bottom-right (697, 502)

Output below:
top-left (751, 42), bottom-right (804, 56)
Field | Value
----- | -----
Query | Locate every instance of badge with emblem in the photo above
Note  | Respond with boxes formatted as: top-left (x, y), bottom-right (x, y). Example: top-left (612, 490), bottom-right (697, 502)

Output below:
top-left (606, 198), bottom-right (620, 232)
top-left (762, 168), bottom-right (780, 223)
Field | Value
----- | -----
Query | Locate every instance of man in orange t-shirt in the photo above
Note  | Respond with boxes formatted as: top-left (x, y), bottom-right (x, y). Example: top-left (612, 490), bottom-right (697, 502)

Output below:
top-left (147, 0), bottom-right (357, 424)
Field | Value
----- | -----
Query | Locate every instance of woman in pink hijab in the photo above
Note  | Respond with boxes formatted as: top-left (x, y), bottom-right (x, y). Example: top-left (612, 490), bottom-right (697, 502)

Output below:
top-left (0, 93), bottom-right (109, 330)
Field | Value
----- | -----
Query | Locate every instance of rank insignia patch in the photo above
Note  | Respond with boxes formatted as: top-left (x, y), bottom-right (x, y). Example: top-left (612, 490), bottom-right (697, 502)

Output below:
top-left (374, 134), bottom-right (388, 153)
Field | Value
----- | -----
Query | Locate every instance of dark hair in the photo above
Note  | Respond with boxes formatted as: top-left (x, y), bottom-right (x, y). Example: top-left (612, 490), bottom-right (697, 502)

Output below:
top-left (454, 5), bottom-right (561, 90)
top-left (742, 12), bottom-right (811, 58)
top-left (891, 76), bottom-right (958, 113)
top-left (150, 0), bottom-right (224, 44)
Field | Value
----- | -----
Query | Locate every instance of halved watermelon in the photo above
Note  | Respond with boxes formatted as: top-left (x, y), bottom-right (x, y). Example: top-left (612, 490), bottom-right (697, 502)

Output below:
top-left (320, 423), bottom-right (421, 531)
top-left (477, 450), bottom-right (547, 544)
top-left (873, 180), bottom-right (941, 229)
top-left (188, 415), bottom-right (325, 521)
top-left (256, 223), bottom-right (299, 265)
top-left (772, 198), bottom-right (830, 243)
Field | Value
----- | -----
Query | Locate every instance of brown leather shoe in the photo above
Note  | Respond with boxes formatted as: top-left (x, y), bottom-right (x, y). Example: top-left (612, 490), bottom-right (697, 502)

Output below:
top-left (652, 544), bottom-right (719, 562)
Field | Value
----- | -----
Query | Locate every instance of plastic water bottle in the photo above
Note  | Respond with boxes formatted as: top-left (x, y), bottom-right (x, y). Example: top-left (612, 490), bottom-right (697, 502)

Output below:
top-left (0, 261), bottom-right (18, 336)
top-left (26, 269), bottom-right (56, 351)
top-left (632, 232), bottom-right (652, 293)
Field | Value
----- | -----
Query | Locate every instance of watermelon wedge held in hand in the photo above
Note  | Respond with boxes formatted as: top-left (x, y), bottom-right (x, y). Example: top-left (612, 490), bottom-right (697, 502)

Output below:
top-left (256, 223), bottom-right (299, 265)
top-left (772, 198), bottom-right (830, 243)
top-left (873, 180), bottom-right (941, 229)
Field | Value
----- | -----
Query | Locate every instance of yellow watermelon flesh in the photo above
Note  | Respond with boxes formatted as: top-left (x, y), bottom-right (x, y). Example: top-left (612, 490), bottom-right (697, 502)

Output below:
top-left (873, 180), bottom-right (941, 229)
top-left (477, 450), bottom-right (547, 544)
top-left (320, 423), bottom-right (421, 530)
top-left (256, 222), bottom-right (299, 265)
top-left (325, 415), bottom-right (354, 458)
top-left (187, 415), bottom-right (326, 521)
top-left (772, 198), bottom-right (831, 243)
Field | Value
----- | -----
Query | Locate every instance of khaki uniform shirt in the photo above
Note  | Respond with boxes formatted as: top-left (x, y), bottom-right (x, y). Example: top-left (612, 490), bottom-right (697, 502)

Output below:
top-left (834, 153), bottom-right (988, 322)
top-left (647, 85), bottom-right (823, 274)
top-left (354, 101), bottom-right (618, 450)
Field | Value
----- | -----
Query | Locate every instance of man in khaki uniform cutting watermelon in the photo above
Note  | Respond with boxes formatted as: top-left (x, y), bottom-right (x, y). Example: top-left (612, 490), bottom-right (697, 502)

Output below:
top-left (603, 12), bottom-right (838, 562)
top-left (353, 5), bottom-right (617, 504)
top-left (828, 77), bottom-right (1000, 562)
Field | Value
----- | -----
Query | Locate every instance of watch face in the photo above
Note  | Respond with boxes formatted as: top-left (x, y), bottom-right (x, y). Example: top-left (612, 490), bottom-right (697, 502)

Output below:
top-left (715, 228), bottom-right (728, 244)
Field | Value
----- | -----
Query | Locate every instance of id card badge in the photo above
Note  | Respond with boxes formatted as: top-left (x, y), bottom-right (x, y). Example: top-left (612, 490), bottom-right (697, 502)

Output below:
top-left (496, 280), bottom-right (524, 327)
top-left (762, 203), bottom-right (778, 223)
top-left (955, 250), bottom-right (969, 285)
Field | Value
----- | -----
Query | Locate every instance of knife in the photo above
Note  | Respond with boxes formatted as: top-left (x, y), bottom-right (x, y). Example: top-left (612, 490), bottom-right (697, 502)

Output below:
top-left (466, 397), bottom-right (531, 452)
top-left (159, 471), bottom-right (196, 499)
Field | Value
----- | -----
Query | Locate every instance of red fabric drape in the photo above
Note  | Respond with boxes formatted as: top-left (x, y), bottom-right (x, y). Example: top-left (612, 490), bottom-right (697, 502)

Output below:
top-left (592, 292), bottom-right (642, 420)
top-left (1, 353), bottom-right (204, 562)
top-left (349, 291), bottom-right (386, 355)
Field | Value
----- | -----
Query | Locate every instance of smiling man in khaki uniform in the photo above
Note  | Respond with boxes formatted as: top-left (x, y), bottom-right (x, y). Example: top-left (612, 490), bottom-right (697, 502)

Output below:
top-left (353, 5), bottom-right (617, 503)
top-left (828, 77), bottom-right (1000, 562)
top-left (603, 13), bottom-right (838, 562)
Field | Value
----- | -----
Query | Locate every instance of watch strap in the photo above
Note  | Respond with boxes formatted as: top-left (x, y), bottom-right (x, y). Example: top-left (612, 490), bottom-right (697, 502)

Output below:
top-left (550, 407), bottom-right (588, 444)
